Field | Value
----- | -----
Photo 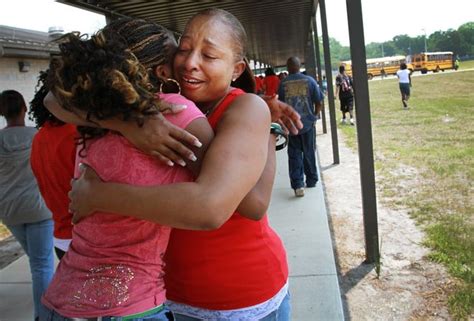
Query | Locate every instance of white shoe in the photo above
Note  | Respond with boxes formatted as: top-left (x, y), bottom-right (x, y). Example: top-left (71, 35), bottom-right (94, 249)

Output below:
top-left (294, 188), bottom-right (305, 197)
top-left (341, 119), bottom-right (347, 124)
top-left (350, 118), bottom-right (355, 125)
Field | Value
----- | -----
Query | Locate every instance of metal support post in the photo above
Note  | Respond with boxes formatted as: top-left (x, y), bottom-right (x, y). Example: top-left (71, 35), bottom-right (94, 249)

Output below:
top-left (312, 17), bottom-right (327, 134)
top-left (345, 0), bottom-right (380, 264)
top-left (319, 0), bottom-right (339, 164)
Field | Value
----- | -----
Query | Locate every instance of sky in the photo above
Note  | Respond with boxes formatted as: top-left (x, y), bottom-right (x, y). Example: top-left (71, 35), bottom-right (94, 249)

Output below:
top-left (324, 0), bottom-right (474, 45)
top-left (0, 0), bottom-right (472, 45)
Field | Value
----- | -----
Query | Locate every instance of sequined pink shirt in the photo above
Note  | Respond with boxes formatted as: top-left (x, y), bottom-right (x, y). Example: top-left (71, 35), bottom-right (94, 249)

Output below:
top-left (42, 94), bottom-right (204, 318)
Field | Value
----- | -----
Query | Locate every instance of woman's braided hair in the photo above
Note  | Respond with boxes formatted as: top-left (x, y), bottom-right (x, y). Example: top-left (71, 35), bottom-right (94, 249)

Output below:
top-left (48, 31), bottom-right (160, 153)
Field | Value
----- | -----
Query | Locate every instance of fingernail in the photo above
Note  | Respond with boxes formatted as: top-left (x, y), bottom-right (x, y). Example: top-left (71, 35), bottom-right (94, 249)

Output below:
top-left (194, 140), bottom-right (202, 148)
top-left (178, 160), bottom-right (186, 167)
top-left (189, 154), bottom-right (197, 162)
top-left (167, 160), bottom-right (174, 167)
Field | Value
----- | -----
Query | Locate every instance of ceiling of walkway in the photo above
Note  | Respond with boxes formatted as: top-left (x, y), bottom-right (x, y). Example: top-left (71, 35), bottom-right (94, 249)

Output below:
top-left (58, 0), bottom-right (316, 67)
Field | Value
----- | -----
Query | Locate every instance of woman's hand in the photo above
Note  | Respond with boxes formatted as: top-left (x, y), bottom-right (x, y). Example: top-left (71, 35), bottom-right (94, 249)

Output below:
top-left (69, 164), bottom-right (101, 224)
top-left (261, 94), bottom-right (303, 135)
top-left (117, 113), bottom-right (202, 167)
top-left (45, 91), bottom-right (202, 167)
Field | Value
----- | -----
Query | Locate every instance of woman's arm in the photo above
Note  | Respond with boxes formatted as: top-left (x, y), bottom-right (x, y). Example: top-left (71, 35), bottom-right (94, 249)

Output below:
top-left (44, 91), bottom-right (96, 127)
top-left (44, 91), bottom-right (201, 166)
top-left (70, 94), bottom-right (270, 229)
top-left (235, 135), bottom-right (276, 220)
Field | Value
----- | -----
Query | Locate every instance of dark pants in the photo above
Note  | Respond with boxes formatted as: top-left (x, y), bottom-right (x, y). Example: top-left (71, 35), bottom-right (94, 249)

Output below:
top-left (287, 126), bottom-right (318, 189)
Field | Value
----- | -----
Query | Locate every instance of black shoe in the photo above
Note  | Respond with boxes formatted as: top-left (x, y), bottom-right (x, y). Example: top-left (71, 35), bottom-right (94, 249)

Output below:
top-left (306, 181), bottom-right (318, 188)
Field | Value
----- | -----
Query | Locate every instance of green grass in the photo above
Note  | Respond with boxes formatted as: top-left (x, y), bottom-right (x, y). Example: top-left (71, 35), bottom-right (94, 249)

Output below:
top-left (341, 70), bottom-right (474, 320)
top-left (459, 59), bottom-right (474, 70)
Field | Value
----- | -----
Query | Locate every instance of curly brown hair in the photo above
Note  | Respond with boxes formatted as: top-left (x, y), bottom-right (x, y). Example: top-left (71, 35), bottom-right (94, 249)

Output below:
top-left (48, 31), bottom-right (160, 151)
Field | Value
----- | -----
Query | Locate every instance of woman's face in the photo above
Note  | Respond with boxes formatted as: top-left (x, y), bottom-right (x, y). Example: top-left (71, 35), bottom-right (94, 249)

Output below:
top-left (173, 15), bottom-right (245, 110)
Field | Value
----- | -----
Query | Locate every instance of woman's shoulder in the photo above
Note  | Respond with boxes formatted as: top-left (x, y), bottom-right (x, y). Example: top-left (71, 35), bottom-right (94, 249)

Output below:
top-left (228, 93), bottom-right (269, 117)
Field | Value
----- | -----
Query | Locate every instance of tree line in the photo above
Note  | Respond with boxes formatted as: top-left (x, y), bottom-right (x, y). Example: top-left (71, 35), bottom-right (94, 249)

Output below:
top-left (321, 21), bottom-right (473, 67)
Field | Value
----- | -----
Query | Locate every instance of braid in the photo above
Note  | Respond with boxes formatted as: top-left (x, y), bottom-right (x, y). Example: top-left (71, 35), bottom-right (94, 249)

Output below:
top-left (103, 18), bottom-right (176, 89)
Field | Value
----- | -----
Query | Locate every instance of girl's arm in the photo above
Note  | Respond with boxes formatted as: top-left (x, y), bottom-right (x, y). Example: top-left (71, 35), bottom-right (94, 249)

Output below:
top-left (70, 94), bottom-right (270, 229)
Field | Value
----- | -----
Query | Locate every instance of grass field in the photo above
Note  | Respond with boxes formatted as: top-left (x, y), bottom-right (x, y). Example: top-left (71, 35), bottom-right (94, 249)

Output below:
top-left (459, 59), bottom-right (474, 70)
top-left (340, 70), bottom-right (473, 319)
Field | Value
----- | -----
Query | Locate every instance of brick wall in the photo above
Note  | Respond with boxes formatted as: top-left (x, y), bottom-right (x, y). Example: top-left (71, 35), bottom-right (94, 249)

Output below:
top-left (0, 57), bottom-right (50, 128)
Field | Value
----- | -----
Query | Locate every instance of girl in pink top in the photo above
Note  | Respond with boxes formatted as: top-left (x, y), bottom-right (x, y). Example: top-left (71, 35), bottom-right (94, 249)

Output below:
top-left (40, 23), bottom-right (213, 321)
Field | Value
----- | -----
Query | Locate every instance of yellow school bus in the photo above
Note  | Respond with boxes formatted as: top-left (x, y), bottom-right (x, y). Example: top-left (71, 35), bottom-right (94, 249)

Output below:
top-left (411, 51), bottom-right (454, 74)
top-left (342, 55), bottom-right (413, 80)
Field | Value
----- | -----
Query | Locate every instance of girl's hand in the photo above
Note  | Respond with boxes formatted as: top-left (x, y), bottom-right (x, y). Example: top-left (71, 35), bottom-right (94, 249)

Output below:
top-left (119, 112), bottom-right (202, 167)
top-left (69, 164), bottom-right (101, 224)
top-left (261, 94), bottom-right (303, 135)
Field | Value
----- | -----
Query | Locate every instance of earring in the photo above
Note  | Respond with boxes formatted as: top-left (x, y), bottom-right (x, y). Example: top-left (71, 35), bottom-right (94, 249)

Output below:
top-left (159, 78), bottom-right (181, 94)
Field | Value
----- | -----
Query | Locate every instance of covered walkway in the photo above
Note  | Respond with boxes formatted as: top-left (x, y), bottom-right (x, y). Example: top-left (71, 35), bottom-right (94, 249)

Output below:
top-left (0, 149), bottom-right (344, 320)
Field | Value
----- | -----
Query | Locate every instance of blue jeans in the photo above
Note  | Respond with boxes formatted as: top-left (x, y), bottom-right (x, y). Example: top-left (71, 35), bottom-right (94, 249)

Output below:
top-left (40, 304), bottom-right (174, 321)
top-left (7, 219), bottom-right (54, 320)
top-left (173, 292), bottom-right (291, 321)
top-left (287, 126), bottom-right (318, 189)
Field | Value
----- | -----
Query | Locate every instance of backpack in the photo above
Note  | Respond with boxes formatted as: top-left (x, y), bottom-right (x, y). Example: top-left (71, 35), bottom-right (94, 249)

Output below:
top-left (341, 75), bottom-right (352, 92)
top-left (339, 74), bottom-right (353, 97)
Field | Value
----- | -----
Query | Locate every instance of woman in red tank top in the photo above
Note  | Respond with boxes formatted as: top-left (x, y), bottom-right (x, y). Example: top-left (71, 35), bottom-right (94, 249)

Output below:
top-left (64, 9), bottom-right (293, 321)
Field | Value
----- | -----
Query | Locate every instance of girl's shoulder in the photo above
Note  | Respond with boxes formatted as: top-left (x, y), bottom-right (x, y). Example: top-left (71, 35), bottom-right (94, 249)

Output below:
top-left (159, 93), bottom-right (205, 129)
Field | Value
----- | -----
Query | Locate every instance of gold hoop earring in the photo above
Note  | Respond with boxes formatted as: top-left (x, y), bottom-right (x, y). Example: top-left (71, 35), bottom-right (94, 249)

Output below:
top-left (159, 78), bottom-right (181, 94)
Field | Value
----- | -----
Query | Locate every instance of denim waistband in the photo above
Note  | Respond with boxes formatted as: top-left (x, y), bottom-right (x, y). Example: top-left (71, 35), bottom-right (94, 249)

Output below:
top-left (44, 304), bottom-right (165, 321)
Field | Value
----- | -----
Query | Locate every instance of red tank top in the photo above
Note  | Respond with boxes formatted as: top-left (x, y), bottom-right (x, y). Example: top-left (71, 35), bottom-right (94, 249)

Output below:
top-left (164, 88), bottom-right (289, 310)
top-left (264, 75), bottom-right (280, 96)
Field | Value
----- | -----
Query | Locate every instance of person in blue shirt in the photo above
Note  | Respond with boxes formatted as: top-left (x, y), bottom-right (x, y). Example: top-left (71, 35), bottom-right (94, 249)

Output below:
top-left (278, 57), bottom-right (323, 197)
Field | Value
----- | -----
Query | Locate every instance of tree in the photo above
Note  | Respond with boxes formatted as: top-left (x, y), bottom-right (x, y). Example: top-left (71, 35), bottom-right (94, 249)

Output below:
top-left (457, 22), bottom-right (474, 56)
top-left (392, 35), bottom-right (412, 55)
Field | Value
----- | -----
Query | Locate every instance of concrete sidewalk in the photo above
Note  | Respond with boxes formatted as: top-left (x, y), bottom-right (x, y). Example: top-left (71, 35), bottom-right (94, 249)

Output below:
top-left (0, 150), bottom-right (343, 321)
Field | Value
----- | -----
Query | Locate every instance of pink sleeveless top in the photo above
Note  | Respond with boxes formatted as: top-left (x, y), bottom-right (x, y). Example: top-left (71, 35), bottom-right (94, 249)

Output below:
top-left (42, 94), bottom-right (204, 318)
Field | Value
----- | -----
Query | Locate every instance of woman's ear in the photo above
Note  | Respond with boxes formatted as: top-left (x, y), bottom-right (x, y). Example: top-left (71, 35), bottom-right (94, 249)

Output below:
top-left (232, 60), bottom-right (246, 82)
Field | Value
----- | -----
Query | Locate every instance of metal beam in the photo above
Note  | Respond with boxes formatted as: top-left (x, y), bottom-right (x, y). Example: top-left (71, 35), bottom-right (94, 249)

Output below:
top-left (312, 17), bottom-right (327, 134)
top-left (318, 0), bottom-right (339, 164)
top-left (345, 0), bottom-right (379, 264)
top-left (305, 36), bottom-right (317, 80)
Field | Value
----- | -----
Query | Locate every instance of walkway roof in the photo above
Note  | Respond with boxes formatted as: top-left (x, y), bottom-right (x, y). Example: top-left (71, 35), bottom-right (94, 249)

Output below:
top-left (57, 0), bottom-right (316, 67)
